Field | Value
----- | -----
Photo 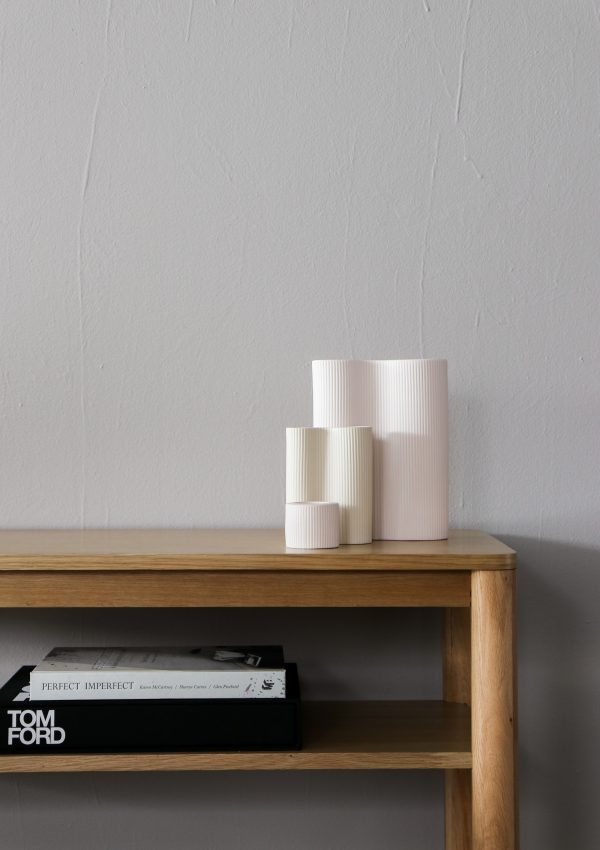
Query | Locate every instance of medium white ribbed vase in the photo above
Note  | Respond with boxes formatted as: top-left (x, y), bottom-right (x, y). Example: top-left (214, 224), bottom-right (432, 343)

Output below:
top-left (312, 359), bottom-right (448, 540)
top-left (286, 426), bottom-right (372, 544)
top-left (285, 502), bottom-right (340, 549)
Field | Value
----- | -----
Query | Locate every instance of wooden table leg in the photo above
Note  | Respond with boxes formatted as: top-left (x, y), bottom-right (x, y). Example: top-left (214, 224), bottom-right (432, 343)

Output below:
top-left (444, 607), bottom-right (472, 850)
top-left (471, 570), bottom-right (518, 850)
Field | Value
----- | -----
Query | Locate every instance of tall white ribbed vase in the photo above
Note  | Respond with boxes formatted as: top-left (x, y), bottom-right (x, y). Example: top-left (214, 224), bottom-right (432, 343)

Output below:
top-left (312, 359), bottom-right (448, 540)
top-left (286, 426), bottom-right (372, 544)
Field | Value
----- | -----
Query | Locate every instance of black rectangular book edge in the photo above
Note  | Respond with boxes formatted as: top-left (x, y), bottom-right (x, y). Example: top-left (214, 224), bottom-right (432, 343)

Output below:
top-left (0, 664), bottom-right (302, 754)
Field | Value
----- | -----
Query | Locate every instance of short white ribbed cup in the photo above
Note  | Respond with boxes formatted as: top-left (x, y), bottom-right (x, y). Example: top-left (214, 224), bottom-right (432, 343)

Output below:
top-left (285, 502), bottom-right (340, 549)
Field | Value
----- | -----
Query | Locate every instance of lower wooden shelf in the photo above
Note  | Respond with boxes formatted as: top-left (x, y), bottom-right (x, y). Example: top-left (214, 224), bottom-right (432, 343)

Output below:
top-left (0, 700), bottom-right (471, 772)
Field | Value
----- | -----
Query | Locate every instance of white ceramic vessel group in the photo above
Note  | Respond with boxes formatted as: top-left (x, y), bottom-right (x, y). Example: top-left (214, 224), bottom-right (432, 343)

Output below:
top-left (285, 358), bottom-right (449, 548)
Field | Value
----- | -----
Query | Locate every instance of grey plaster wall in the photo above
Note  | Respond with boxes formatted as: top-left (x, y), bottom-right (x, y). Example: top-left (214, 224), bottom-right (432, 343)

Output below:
top-left (1, 1), bottom-right (598, 847)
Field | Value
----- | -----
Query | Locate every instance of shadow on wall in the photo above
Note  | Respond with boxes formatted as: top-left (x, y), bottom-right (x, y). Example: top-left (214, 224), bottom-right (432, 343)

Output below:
top-left (0, 771), bottom-right (441, 849)
top-left (503, 535), bottom-right (600, 850)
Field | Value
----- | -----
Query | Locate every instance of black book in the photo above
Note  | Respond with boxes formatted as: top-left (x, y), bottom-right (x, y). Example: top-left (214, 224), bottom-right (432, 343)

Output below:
top-left (0, 665), bottom-right (301, 754)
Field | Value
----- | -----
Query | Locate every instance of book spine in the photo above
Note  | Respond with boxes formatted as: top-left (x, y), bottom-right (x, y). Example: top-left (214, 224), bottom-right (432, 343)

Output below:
top-left (0, 704), bottom-right (300, 754)
top-left (29, 669), bottom-right (286, 701)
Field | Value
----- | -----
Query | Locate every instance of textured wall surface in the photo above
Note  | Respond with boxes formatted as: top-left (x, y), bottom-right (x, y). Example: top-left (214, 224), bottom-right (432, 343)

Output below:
top-left (1, 1), bottom-right (599, 848)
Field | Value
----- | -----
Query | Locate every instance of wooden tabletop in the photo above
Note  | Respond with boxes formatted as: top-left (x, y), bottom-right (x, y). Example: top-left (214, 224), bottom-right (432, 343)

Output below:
top-left (0, 528), bottom-right (515, 572)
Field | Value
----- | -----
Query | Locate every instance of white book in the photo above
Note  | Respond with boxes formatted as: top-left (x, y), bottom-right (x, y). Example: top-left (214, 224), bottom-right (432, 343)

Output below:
top-left (29, 646), bottom-right (286, 701)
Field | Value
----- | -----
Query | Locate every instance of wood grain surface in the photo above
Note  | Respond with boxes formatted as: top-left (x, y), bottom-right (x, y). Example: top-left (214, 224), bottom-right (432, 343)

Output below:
top-left (444, 607), bottom-right (473, 850)
top-left (0, 528), bottom-right (515, 571)
top-left (0, 569), bottom-right (470, 607)
top-left (0, 700), bottom-right (471, 772)
top-left (471, 570), bottom-right (518, 850)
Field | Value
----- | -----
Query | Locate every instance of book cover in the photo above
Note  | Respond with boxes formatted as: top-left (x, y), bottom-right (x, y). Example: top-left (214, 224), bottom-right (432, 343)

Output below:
top-left (30, 646), bottom-right (286, 700)
top-left (1, 666), bottom-right (301, 753)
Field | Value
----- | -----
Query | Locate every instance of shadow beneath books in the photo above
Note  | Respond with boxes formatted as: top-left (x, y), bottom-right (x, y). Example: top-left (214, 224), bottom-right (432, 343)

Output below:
top-left (0, 770), bottom-right (442, 849)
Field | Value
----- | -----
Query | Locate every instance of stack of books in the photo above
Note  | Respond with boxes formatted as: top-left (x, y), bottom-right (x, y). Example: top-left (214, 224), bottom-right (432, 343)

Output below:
top-left (0, 646), bottom-right (301, 753)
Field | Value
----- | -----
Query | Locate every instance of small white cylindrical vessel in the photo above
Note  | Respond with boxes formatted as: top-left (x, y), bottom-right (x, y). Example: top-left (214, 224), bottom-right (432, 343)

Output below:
top-left (284, 501), bottom-right (340, 549)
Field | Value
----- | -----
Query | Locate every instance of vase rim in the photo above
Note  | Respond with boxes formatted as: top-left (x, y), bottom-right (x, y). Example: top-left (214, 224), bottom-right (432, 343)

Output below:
top-left (286, 425), bottom-right (372, 431)
top-left (285, 501), bottom-right (339, 507)
top-left (312, 358), bottom-right (447, 364)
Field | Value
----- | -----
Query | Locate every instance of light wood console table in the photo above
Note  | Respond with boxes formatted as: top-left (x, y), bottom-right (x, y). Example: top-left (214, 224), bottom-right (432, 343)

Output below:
top-left (0, 528), bottom-right (517, 850)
